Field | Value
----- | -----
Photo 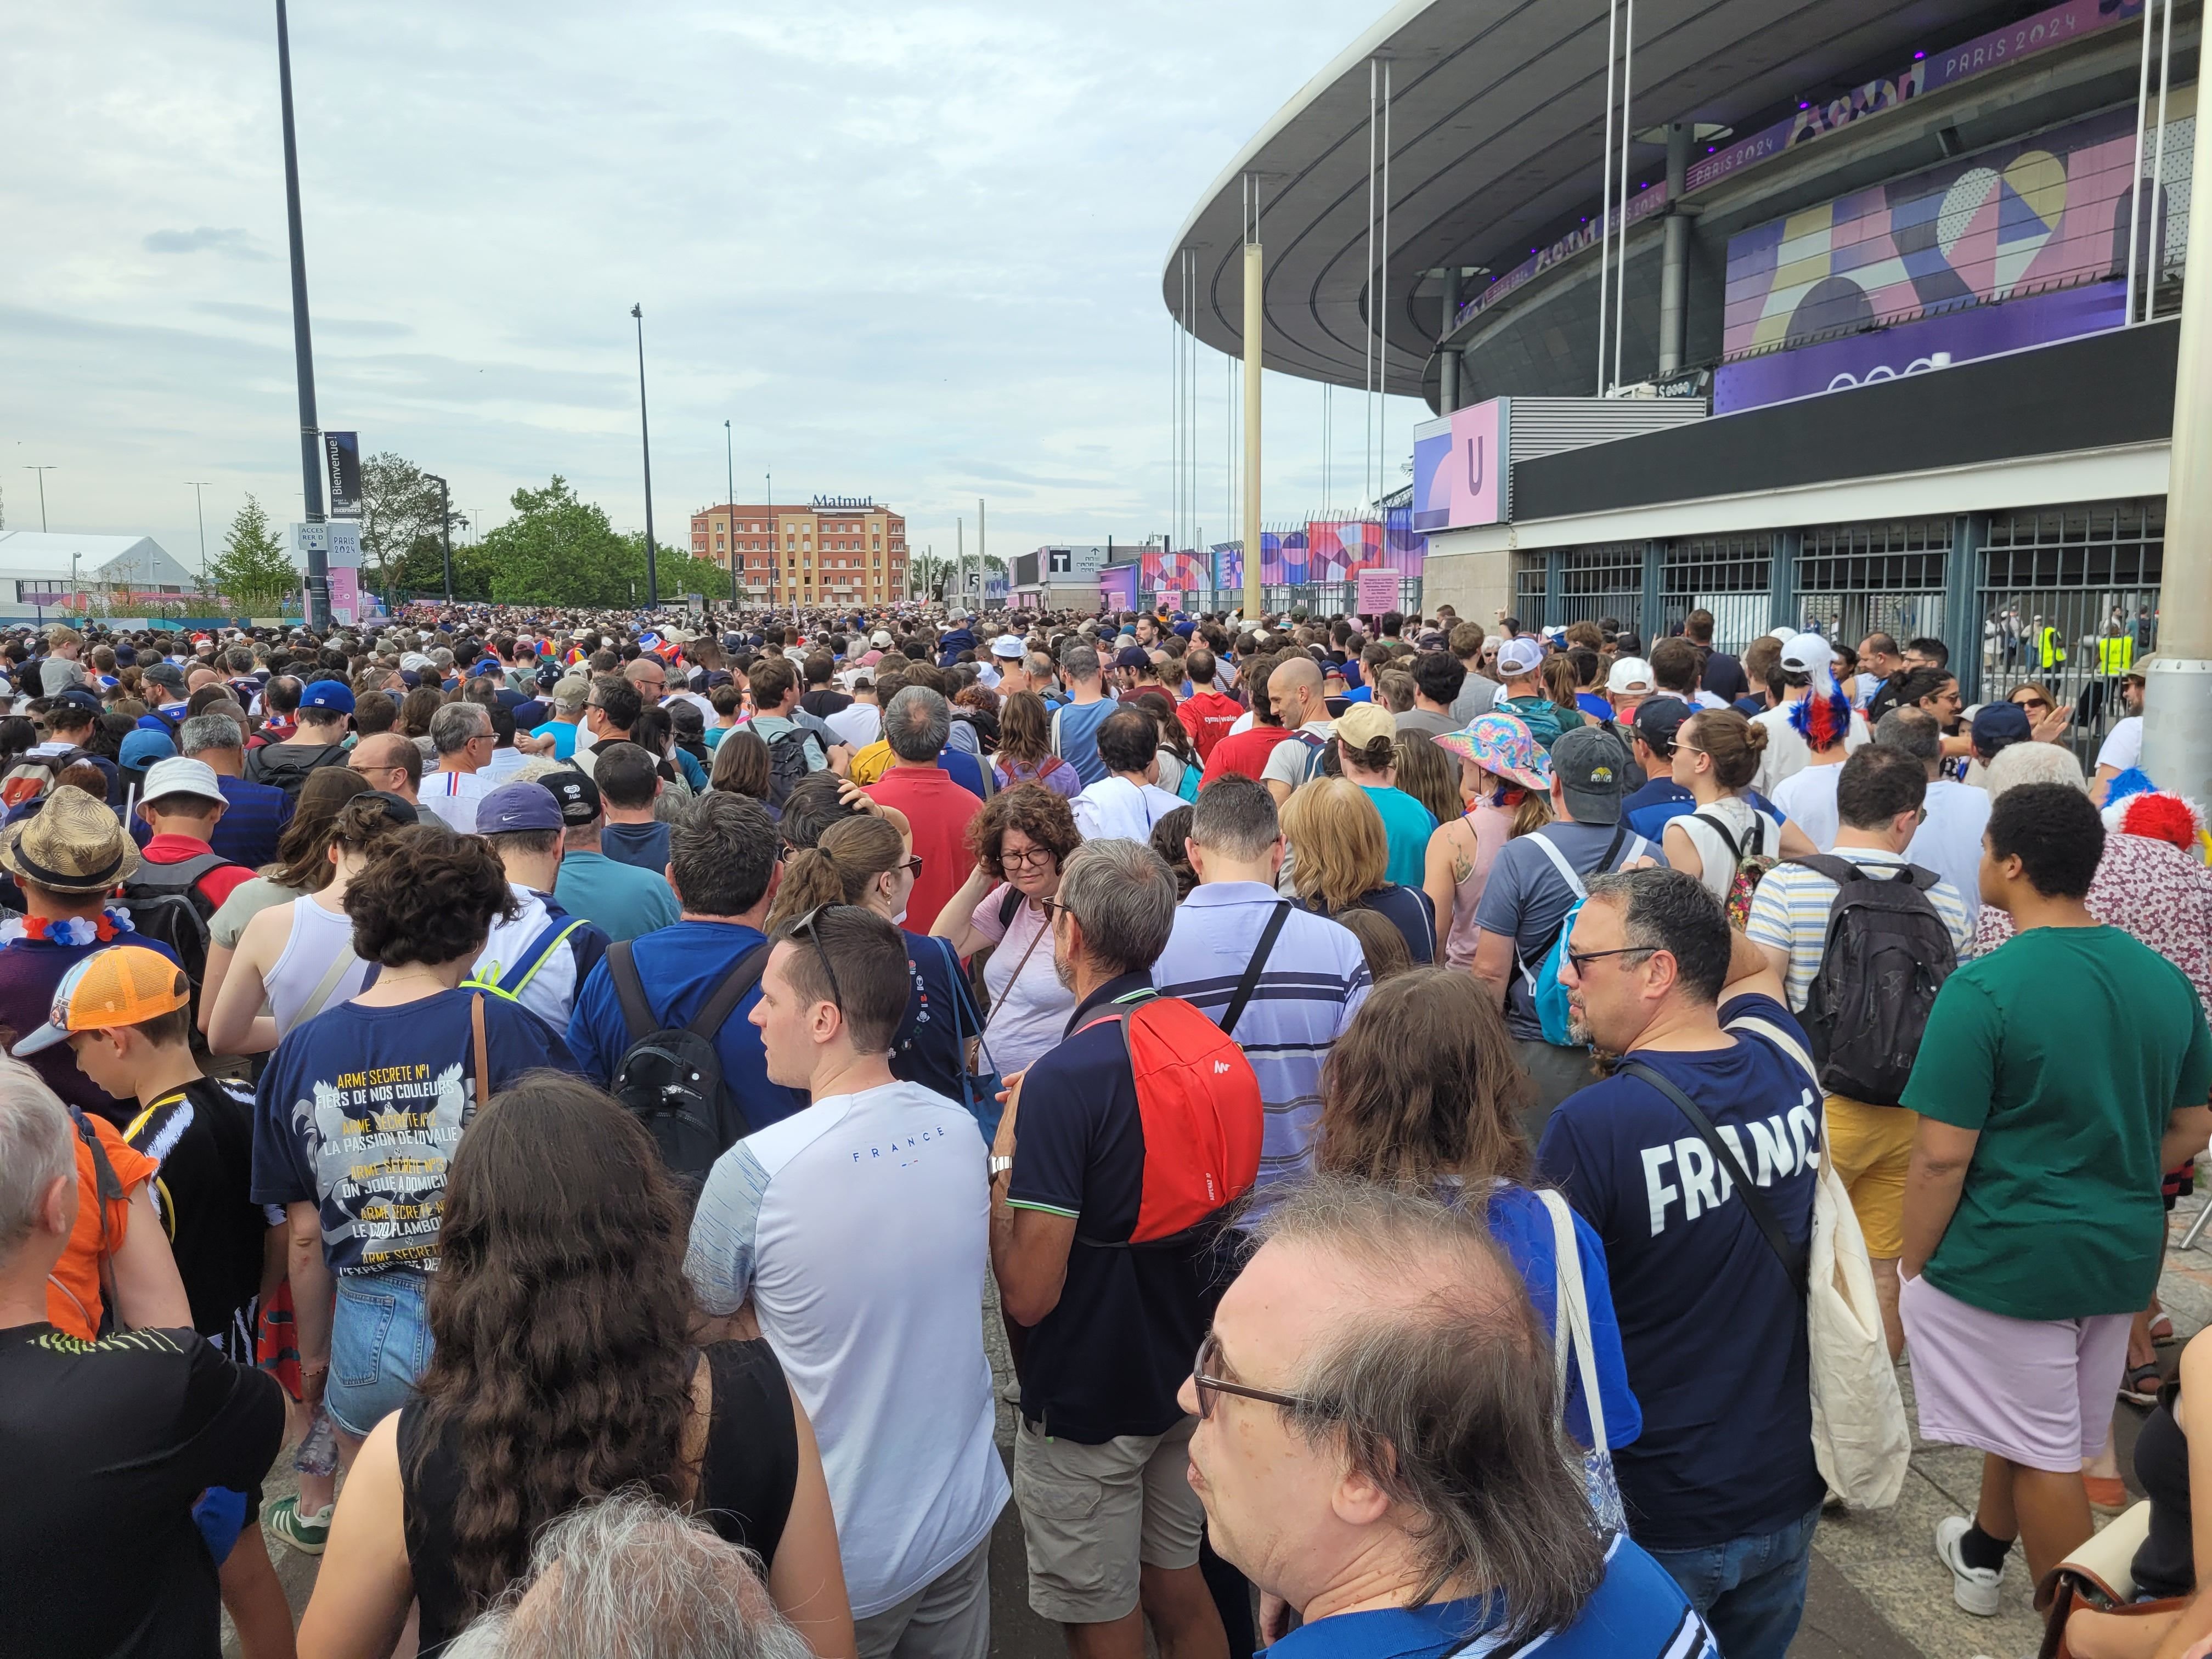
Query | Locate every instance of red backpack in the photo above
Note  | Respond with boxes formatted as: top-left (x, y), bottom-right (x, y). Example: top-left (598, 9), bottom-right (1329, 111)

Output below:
top-left (1077, 990), bottom-right (1263, 1243)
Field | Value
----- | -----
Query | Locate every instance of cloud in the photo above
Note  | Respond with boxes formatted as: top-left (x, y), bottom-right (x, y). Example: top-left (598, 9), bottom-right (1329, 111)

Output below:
top-left (143, 227), bottom-right (269, 261)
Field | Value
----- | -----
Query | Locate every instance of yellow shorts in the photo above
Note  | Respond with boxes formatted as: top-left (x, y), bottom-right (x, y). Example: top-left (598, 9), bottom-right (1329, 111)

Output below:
top-left (1824, 1093), bottom-right (1917, 1260)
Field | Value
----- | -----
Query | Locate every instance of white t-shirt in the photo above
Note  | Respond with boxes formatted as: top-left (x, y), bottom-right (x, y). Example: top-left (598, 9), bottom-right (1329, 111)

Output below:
top-left (472, 884), bottom-right (586, 1031)
top-left (2098, 715), bottom-right (2144, 773)
top-left (1226, 709), bottom-right (1256, 738)
top-left (1751, 703), bottom-right (1870, 797)
top-left (1907, 778), bottom-right (1991, 941)
top-left (968, 882), bottom-right (1076, 1078)
top-left (1771, 761), bottom-right (1845, 852)
top-left (1671, 796), bottom-right (1781, 903)
top-left (420, 768), bottom-right (489, 834)
top-left (825, 702), bottom-right (881, 750)
top-left (1070, 775), bottom-right (1186, 840)
top-left (684, 1081), bottom-right (1007, 1617)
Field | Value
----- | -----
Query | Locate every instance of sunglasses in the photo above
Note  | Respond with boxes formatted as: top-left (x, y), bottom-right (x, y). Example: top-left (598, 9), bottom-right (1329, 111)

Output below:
top-left (895, 855), bottom-right (923, 877)
top-left (785, 904), bottom-right (848, 1011)
top-left (2012, 696), bottom-right (2051, 712)
top-left (1192, 1331), bottom-right (1308, 1420)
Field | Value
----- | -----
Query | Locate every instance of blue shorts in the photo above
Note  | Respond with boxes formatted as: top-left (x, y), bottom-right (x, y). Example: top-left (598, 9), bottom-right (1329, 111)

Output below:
top-left (325, 1268), bottom-right (433, 1439)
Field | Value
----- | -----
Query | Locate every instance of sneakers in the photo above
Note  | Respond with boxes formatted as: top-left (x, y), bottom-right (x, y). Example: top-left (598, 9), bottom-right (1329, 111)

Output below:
top-left (1934, 1515), bottom-right (2005, 1616)
top-left (265, 1495), bottom-right (334, 1556)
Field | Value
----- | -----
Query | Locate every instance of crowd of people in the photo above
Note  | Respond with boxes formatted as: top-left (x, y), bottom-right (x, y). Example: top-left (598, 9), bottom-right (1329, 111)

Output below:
top-left (0, 596), bottom-right (2207, 1659)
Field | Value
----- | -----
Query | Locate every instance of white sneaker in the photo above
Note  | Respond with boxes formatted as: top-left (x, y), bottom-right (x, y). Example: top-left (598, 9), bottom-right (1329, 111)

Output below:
top-left (1934, 1515), bottom-right (2005, 1616)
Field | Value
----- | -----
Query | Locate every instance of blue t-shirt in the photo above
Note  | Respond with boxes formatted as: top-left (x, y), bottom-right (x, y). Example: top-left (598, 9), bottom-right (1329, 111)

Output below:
top-left (530, 720), bottom-right (579, 761)
top-left (938, 746), bottom-right (989, 803)
top-left (1262, 1535), bottom-right (1715, 1659)
top-left (1621, 780), bottom-right (1783, 843)
top-left (555, 850), bottom-right (681, 944)
top-left (566, 921), bottom-right (807, 1133)
top-left (1474, 1181), bottom-right (1640, 1451)
top-left (248, 990), bottom-right (578, 1276)
top-left (890, 934), bottom-right (985, 1108)
top-left (1305, 884), bottom-right (1436, 966)
top-left (1361, 785), bottom-right (1438, 889)
top-left (1534, 992), bottom-right (1824, 1550)
top-left (601, 820), bottom-right (673, 875)
top-left (1051, 699), bottom-right (1117, 786)
top-left (1575, 691), bottom-right (1616, 721)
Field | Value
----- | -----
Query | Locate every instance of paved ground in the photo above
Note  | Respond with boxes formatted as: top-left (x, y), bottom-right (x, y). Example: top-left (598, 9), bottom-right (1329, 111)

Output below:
top-left (234, 1196), bottom-right (2212, 1658)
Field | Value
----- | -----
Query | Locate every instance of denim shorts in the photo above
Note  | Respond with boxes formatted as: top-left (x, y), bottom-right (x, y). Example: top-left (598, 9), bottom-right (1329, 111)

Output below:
top-left (325, 1268), bottom-right (433, 1438)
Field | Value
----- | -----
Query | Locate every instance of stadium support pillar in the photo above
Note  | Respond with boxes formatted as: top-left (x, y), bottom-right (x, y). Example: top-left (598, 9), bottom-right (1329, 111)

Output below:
top-left (1658, 122), bottom-right (1691, 376)
top-left (1437, 267), bottom-right (1461, 413)
top-left (2144, 80), bottom-right (2212, 803)
top-left (1769, 529), bottom-right (1801, 632)
top-left (1948, 514), bottom-right (1986, 705)
top-left (1243, 236), bottom-right (1264, 622)
top-left (1640, 540), bottom-right (1664, 644)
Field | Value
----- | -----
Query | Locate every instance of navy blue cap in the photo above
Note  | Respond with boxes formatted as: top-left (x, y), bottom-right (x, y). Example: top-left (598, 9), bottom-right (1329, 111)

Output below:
top-left (477, 780), bottom-right (566, 833)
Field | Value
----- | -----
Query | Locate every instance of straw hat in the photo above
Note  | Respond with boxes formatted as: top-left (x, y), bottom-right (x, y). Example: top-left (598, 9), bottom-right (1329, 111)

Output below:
top-left (0, 786), bottom-right (141, 894)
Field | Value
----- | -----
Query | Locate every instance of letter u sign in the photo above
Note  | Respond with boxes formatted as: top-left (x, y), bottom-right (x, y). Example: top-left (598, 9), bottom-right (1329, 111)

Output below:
top-left (1464, 435), bottom-right (1485, 492)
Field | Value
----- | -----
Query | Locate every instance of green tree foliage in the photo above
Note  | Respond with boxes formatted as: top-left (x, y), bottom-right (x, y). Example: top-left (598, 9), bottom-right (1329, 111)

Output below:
top-left (359, 453), bottom-right (468, 595)
top-left (473, 477), bottom-right (646, 607)
top-left (205, 495), bottom-right (301, 615)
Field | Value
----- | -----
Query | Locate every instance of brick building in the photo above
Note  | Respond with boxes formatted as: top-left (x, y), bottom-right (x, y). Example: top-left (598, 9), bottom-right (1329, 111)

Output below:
top-left (689, 497), bottom-right (907, 608)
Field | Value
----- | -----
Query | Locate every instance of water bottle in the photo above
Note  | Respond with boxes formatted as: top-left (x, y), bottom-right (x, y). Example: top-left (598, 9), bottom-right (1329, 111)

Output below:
top-left (295, 1405), bottom-right (338, 1479)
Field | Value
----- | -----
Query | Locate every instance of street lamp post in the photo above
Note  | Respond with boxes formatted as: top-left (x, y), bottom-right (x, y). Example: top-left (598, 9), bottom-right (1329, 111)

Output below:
top-left (185, 481), bottom-right (211, 596)
top-left (424, 473), bottom-right (454, 602)
top-left (631, 304), bottom-right (659, 612)
top-left (273, 0), bottom-right (329, 629)
top-left (23, 466), bottom-right (53, 532)
top-left (724, 420), bottom-right (739, 609)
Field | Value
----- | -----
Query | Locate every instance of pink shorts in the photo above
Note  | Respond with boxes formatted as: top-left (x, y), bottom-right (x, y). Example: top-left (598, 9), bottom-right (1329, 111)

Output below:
top-left (1900, 1273), bottom-right (2132, 1472)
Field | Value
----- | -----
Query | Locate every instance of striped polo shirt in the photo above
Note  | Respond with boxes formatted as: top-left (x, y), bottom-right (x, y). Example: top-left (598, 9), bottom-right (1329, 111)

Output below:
top-left (1743, 847), bottom-right (1975, 1012)
top-left (1152, 881), bottom-right (1371, 1220)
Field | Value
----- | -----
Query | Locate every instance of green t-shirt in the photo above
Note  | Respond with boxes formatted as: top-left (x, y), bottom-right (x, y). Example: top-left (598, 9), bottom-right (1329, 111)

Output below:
top-left (1903, 924), bottom-right (2212, 1321)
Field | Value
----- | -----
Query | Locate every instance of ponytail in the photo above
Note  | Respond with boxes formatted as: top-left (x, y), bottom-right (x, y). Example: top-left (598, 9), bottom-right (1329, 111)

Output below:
top-left (763, 813), bottom-right (907, 933)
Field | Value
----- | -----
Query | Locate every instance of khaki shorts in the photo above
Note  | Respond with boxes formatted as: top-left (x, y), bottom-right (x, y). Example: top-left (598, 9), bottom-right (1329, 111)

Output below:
top-left (1012, 1415), bottom-right (1205, 1624)
top-left (1825, 1093), bottom-right (1918, 1260)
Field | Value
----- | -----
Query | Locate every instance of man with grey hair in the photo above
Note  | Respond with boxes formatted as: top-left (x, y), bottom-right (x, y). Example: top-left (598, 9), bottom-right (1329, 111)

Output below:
top-left (444, 1494), bottom-right (821, 1659)
top-left (0, 1062), bottom-right (285, 1659)
top-left (865, 686), bottom-right (981, 933)
top-left (1182, 1178), bottom-right (1716, 1659)
top-left (1878, 706), bottom-right (1988, 930)
top-left (1152, 775), bottom-right (1369, 1217)
top-left (991, 838), bottom-right (1257, 1659)
top-left (179, 710), bottom-right (293, 870)
top-left (423, 699), bottom-right (495, 834)
top-left (519, 674), bottom-right (591, 762)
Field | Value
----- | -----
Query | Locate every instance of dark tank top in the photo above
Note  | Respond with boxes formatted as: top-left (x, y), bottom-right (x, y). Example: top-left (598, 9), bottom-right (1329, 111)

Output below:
top-left (2133, 1378), bottom-right (2192, 1599)
top-left (398, 1339), bottom-right (799, 1652)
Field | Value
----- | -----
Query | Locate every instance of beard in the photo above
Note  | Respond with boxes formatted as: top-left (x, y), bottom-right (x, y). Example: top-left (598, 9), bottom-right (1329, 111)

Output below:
top-left (1053, 944), bottom-right (1077, 991)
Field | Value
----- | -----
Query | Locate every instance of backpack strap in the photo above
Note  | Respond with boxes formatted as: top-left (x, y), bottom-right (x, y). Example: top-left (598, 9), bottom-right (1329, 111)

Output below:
top-left (295, 943), bottom-right (362, 1025)
top-left (1525, 831), bottom-right (1588, 899)
top-left (608, 940), bottom-right (657, 1046)
top-left (128, 851), bottom-right (230, 894)
top-left (1218, 901), bottom-right (1290, 1039)
top-left (1692, 809), bottom-right (1744, 868)
top-left (492, 916), bottom-right (586, 997)
top-left (997, 885), bottom-right (1024, 929)
top-left (470, 992), bottom-right (491, 1106)
top-left (1618, 1058), bottom-right (1807, 1297)
top-left (1789, 853), bottom-right (1870, 887)
top-left (687, 941), bottom-right (772, 1040)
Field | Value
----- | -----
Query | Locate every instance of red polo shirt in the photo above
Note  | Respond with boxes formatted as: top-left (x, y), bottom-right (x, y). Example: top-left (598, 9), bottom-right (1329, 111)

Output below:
top-left (1202, 725), bottom-right (1296, 786)
top-left (865, 764), bottom-right (981, 935)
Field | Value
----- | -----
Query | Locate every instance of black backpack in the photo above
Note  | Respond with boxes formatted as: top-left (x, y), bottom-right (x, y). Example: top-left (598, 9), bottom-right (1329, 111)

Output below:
top-left (607, 939), bottom-right (771, 1194)
top-left (765, 729), bottom-right (814, 806)
top-left (1792, 854), bottom-right (1957, 1105)
top-left (120, 853), bottom-right (232, 1054)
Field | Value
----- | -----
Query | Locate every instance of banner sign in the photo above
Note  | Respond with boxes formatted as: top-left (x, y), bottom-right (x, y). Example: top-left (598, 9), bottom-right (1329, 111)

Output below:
top-left (323, 432), bottom-right (363, 520)
top-left (1455, 0), bottom-right (2146, 332)
top-left (1355, 571), bottom-right (1401, 616)
top-left (1713, 278), bottom-right (2127, 414)
top-left (328, 567), bottom-right (361, 625)
top-left (1411, 399), bottom-right (1506, 532)
top-left (1721, 103), bottom-right (2158, 362)
top-left (1098, 565), bottom-right (1139, 610)
top-left (1158, 590), bottom-right (1183, 612)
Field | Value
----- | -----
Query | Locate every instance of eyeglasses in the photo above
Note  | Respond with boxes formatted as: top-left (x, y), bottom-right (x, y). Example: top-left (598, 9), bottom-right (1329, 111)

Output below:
top-left (785, 904), bottom-right (848, 1011)
top-left (1000, 845), bottom-right (1056, 868)
top-left (1563, 945), bottom-right (1656, 977)
top-left (1192, 1331), bottom-right (1309, 1420)
top-left (896, 855), bottom-right (923, 876)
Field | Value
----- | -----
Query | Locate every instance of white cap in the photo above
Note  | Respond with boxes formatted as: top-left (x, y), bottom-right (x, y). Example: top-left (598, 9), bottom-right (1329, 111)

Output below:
top-left (990, 634), bottom-right (1025, 659)
top-left (1764, 625), bottom-right (1795, 642)
top-left (1496, 637), bottom-right (1545, 676)
top-left (870, 630), bottom-right (894, 648)
top-left (1779, 631), bottom-right (1839, 674)
top-left (140, 756), bottom-right (227, 808)
top-left (1605, 656), bottom-right (1655, 695)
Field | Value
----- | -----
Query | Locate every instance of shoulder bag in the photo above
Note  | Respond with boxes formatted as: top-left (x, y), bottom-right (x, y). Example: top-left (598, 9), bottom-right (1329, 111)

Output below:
top-left (1537, 1188), bottom-right (1628, 1533)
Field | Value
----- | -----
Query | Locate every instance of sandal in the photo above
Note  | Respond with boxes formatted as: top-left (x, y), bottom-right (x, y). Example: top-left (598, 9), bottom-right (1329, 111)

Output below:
top-left (2149, 1313), bottom-right (2177, 1345)
top-left (2121, 1362), bottom-right (2164, 1407)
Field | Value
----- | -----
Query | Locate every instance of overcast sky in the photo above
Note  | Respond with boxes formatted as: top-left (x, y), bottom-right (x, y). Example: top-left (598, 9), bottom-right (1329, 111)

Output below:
top-left (0, 1), bottom-right (1431, 585)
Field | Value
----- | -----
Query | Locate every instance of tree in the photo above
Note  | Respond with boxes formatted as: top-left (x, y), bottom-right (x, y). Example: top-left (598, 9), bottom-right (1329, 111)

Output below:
top-left (909, 553), bottom-right (953, 600)
top-left (359, 452), bottom-right (467, 595)
top-left (475, 477), bottom-right (640, 608)
top-left (205, 495), bottom-right (301, 616)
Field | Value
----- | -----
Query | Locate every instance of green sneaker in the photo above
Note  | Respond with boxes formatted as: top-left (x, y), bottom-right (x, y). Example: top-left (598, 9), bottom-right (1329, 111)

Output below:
top-left (265, 1495), bottom-right (334, 1556)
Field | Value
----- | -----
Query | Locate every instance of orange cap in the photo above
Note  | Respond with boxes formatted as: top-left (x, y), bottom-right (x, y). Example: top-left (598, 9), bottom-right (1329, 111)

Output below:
top-left (12, 945), bottom-right (189, 1056)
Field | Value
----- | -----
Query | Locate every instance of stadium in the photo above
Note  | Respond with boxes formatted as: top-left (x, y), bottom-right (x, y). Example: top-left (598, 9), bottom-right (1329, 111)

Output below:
top-left (1164, 0), bottom-right (2188, 730)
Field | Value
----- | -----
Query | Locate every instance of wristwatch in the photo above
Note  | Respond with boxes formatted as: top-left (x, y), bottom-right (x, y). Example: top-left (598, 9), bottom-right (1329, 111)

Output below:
top-left (989, 1155), bottom-right (1014, 1179)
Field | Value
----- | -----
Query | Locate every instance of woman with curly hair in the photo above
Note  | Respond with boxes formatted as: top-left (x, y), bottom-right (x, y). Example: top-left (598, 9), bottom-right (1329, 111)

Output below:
top-left (249, 825), bottom-right (576, 1547)
top-left (932, 782), bottom-right (1082, 1078)
top-left (296, 1074), bottom-right (853, 1659)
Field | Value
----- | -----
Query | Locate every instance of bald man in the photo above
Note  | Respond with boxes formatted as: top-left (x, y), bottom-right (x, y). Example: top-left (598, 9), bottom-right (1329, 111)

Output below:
top-left (622, 656), bottom-right (669, 707)
top-left (347, 731), bottom-right (422, 804)
top-left (1260, 656), bottom-right (1333, 804)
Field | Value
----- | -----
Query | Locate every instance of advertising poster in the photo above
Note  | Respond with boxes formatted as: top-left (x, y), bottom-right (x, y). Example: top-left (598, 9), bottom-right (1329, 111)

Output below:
top-left (1412, 400), bottom-right (1505, 532)
top-left (323, 432), bottom-right (363, 519)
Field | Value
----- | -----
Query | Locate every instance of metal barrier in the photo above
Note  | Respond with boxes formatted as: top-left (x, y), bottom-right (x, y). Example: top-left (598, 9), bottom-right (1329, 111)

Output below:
top-left (1792, 520), bottom-right (1951, 658)
top-left (1661, 536), bottom-right (1772, 653)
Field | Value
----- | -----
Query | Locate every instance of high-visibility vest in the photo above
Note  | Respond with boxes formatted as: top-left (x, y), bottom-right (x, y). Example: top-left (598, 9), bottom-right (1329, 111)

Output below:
top-left (2098, 634), bottom-right (2134, 675)
top-left (2038, 627), bottom-right (2067, 669)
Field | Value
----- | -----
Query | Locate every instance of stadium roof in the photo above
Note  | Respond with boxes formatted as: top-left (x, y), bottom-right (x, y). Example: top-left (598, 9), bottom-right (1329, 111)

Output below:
top-left (1164, 0), bottom-right (2002, 394)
